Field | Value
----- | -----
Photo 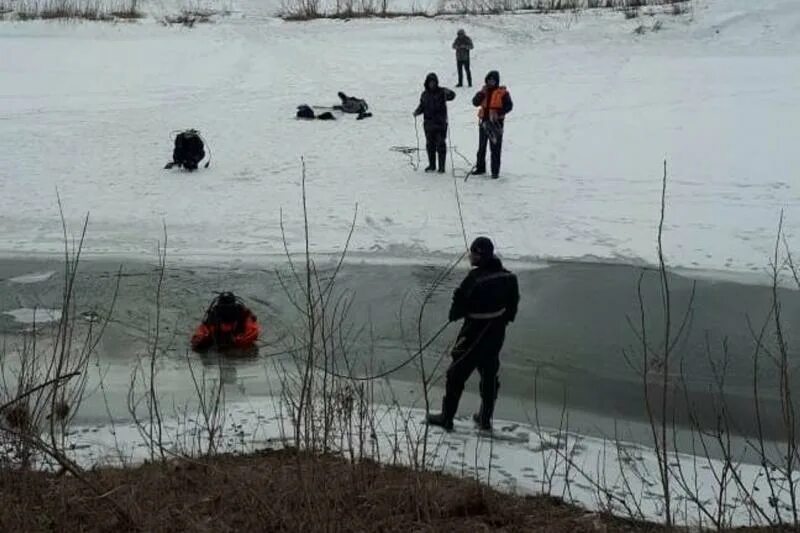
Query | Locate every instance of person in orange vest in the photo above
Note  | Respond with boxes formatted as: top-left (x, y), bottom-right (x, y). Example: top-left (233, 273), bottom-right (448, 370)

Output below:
top-left (471, 70), bottom-right (513, 179)
top-left (190, 292), bottom-right (261, 352)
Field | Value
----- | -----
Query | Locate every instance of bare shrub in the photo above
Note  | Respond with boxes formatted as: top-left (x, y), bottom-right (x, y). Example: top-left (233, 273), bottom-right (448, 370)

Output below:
top-left (280, 0), bottom-right (321, 20)
top-left (163, 10), bottom-right (214, 26)
top-left (278, 0), bottom-right (690, 19)
top-left (6, 0), bottom-right (142, 21)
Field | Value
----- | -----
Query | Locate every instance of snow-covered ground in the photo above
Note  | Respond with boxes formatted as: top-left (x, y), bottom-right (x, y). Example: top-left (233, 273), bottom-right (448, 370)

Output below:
top-left (1, 0), bottom-right (798, 272)
top-left (55, 394), bottom-right (799, 528)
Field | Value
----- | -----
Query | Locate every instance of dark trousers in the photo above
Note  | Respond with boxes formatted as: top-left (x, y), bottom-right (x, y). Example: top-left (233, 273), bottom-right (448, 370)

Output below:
top-left (442, 320), bottom-right (506, 424)
top-left (424, 124), bottom-right (447, 170)
top-left (476, 121), bottom-right (503, 177)
top-left (457, 60), bottom-right (472, 87)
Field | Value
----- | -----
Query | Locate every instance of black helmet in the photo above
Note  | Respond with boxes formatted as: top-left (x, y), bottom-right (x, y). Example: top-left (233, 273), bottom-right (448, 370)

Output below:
top-left (217, 292), bottom-right (236, 306)
top-left (213, 292), bottom-right (239, 322)
top-left (470, 236), bottom-right (494, 257)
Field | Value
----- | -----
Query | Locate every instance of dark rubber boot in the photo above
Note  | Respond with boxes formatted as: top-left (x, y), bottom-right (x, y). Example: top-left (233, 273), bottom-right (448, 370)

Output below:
top-left (426, 412), bottom-right (454, 431)
top-left (472, 412), bottom-right (492, 432)
top-left (425, 150), bottom-right (436, 172)
top-left (437, 151), bottom-right (446, 173)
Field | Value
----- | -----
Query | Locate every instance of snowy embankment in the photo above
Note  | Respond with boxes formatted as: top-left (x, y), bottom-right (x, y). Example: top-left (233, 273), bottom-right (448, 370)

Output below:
top-left (0, 0), bottom-right (798, 273)
top-left (60, 394), bottom-right (799, 529)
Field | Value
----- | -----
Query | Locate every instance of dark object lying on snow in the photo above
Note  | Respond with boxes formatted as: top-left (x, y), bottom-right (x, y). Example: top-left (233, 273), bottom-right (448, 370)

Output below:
top-left (296, 105), bottom-right (315, 119)
top-left (334, 92), bottom-right (372, 120)
top-left (296, 104), bottom-right (369, 121)
top-left (334, 92), bottom-right (368, 114)
top-left (164, 129), bottom-right (211, 171)
top-left (296, 105), bottom-right (336, 120)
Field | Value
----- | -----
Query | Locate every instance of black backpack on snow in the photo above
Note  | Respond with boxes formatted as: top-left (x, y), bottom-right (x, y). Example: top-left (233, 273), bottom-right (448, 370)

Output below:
top-left (165, 129), bottom-right (210, 171)
top-left (296, 105), bottom-right (315, 119)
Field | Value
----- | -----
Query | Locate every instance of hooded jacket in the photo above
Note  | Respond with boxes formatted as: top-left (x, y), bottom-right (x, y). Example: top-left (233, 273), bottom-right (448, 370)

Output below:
top-left (472, 71), bottom-right (513, 123)
top-left (448, 256), bottom-right (519, 325)
top-left (414, 73), bottom-right (456, 130)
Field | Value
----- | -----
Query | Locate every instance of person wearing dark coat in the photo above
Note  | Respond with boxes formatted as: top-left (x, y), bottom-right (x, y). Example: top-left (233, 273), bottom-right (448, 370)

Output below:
top-left (413, 73), bottom-right (456, 173)
top-left (426, 236), bottom-right (520, 432)
top-left (334, 91), bottom-right (368, 114)
top-left (472, 70), bottom-right (513, 179)
top-left (452, 29), bottom-right (474, 87)
top-left (165, 129), bottom-right (206, 171)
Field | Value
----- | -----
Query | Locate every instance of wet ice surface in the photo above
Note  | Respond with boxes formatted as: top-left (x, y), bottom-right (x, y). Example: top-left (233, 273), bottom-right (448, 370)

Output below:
top-left (1, 259), bottom-right (798, 527)
top-left (7, 271), bottom-right (56, 284)
top-left (1, 256), bottom-right (799, 450)
top-left (3, 307), bottom-right (62, 324)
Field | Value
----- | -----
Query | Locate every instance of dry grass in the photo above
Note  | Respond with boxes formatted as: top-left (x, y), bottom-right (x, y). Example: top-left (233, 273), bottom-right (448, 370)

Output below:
top-left (0, 449), bottom-right (664, 532)
top-left (162, 9), bottom-right (220, 26)
top-left (0, 0), bottom-right (142, 21)
top-left (279, 0), bottom-right (690, 20)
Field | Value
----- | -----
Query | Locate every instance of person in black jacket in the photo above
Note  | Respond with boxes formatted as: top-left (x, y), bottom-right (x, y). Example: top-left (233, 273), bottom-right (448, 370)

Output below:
top-left (413, 73), bottom-right (456, 173)
top-left (427, 236), bottom-right (520, 432)
top-left (452, 29), bottom-right (474, 88)
top-left (472, 70), bottom-right (513, 179)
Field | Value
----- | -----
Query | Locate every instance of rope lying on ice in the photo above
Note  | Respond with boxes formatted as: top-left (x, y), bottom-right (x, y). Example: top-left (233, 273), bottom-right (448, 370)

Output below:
top-left (389, 146), bottom-right (420, 171)
top-left (390, 116), bottom-right (423, 171)
top-left (414, 114), bottom-right (421, 170)
top-left (311, 251), bottom-right (468, 382)
top-left (446, 127), bottom-right (475, 182)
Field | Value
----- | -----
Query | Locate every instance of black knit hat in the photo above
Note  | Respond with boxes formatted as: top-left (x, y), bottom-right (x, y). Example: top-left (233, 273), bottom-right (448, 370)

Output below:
top-left (485, 70), bottom-right (500, 85)
top-left (470, 236), bottom-right (494, 257)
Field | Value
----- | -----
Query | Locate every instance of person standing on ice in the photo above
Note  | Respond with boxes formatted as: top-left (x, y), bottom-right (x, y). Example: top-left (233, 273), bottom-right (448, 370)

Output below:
top-left (413, 72), bottom-right (456, 173)
top-left (472, 70), bottom-right (513, 179)
top-left (426, 236), bottom-right (520, 432)
top-left (452, 29), bottom-right (474, 88)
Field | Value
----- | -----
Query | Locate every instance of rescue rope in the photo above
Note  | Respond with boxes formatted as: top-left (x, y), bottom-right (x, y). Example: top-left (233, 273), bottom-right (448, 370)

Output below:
top-left (414, 114), bottom-right (421, 170)
top-left (390, 146), bottom-right (420, 171)
top-left (445, 124), bottom-right (475, 182)
top-left (311, 319), bottom-right (453, 382)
